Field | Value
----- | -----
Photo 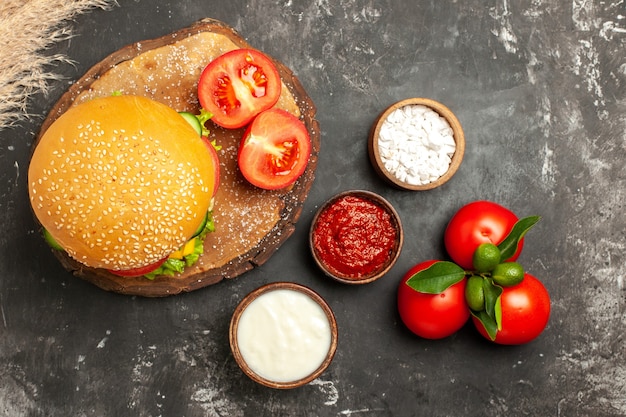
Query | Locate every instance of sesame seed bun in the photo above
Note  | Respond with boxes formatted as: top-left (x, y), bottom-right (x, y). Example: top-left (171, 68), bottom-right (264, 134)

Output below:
top-left (28, 95), bottom-right (216, 271)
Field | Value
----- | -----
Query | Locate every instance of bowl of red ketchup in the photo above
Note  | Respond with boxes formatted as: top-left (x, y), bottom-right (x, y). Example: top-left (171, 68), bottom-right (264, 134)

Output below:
top-left (309, 190), bottom-right (404, 284)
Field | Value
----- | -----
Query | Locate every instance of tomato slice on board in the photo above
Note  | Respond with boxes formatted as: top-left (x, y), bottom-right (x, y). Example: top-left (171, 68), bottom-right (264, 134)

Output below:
top-left (108, 258), bottom-right (168, 277)
top-left (198, 49), bottom-right (281, 129)
top-left (237, 109), bottom-right (311, 190)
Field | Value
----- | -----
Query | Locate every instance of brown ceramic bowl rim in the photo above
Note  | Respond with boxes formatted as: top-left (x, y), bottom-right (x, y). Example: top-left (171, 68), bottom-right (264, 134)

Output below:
top-left (229, 281), bottom-right (338, 389)
top-left (368, 97), bottom-right (465, 191)
top-left (309, 190), bottom-right (404, 284)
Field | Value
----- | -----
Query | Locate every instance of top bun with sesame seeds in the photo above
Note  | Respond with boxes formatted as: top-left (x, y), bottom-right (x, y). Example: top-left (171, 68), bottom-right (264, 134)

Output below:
top-left (28, 95), bottom-right (216, 271)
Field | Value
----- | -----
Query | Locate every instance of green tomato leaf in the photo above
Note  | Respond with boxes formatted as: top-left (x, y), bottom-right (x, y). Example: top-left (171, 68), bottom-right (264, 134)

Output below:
top-left (406, 261), bottom-right (466, 294)
top-left (483, 278), bottom-right (503, 330)
top-left (498, 215), bottom-right (541, 261)
top-left (471, 310), bottom-right (498, 341)
top-left (470, 278), bottom-right (504, 341)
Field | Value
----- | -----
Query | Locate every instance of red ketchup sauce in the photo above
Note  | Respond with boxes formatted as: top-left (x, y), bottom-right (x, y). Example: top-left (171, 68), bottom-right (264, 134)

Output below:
top-left (312, 195), bottom-right (397, 279)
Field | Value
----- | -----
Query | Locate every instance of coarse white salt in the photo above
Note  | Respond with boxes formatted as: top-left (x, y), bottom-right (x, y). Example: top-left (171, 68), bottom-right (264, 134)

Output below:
top-left (377, 104), bottom-right (456, 186)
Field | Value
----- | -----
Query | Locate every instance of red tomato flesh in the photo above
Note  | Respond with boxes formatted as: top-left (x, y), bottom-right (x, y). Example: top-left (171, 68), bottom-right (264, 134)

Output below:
top-left (444, 200), bottom-right (522, 270)
top-left (238, 108), bottom-right (311, 190)
top-left (397, 260), bottom-right (470, 339)
top-left (198, 49), bottom-right (281, 129)
top-left (473, 273), bottom-right (551, 345)
top-left (108, 257), bottom-right (167, 277)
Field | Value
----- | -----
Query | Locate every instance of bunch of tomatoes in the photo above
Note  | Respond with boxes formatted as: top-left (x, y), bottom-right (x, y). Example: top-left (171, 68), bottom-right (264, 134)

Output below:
top-left (397, 201), bottom-right (551, 345)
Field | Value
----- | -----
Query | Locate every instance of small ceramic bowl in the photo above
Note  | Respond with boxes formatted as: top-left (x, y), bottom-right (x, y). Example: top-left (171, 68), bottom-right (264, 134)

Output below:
top-left (368, 97), bottom-right (465, 191)
top-left (229, 282), bottom-right (338, 389)
top-left (309, 190), bottom-right (403, 284)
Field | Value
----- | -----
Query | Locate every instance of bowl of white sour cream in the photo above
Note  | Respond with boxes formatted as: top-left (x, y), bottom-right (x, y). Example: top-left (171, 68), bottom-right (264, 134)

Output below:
top-left (368, 97), bottom-right (465, 190)
top-left (229, 282), bottom-right (338, 389)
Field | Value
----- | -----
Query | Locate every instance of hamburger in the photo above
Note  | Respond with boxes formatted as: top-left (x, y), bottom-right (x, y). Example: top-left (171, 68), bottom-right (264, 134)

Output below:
top-left (28, 95), bottom-right (218, 278)
top-left (28, 18), bottom-right (320, 296)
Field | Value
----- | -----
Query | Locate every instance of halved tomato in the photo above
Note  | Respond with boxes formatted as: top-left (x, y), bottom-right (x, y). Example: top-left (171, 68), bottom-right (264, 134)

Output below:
top-left (198, 49), bottom-right (281, 129)
top-left (237, 108), bottom-right (311, 190)
top-left (108, 257), bottom-right (167, 277)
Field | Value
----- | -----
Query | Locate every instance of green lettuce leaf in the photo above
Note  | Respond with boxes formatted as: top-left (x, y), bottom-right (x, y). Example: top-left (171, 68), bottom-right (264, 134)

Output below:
top-left (143, 211), bottom-right (215, 280)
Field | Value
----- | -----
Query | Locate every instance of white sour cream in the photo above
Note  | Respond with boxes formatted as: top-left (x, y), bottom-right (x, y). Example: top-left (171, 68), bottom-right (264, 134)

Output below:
top-left (236, 288), bottom-right (333, 383)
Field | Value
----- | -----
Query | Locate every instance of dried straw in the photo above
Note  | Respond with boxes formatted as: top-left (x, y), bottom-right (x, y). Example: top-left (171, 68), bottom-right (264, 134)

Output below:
top-left (0, 0), bottom-right (118, 131)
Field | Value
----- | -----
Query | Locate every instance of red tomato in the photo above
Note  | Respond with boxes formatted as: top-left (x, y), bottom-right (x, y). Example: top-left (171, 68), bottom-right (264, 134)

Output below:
top-left (201, 136), bottom-right (221, 197)
top-left (198, 49), bottom-right (281, 129)
top-left (238, 108), bottom-right (311, 190)
top-left (108, 257), bottom-right (167, 277)
top-left (397, 260), bottom-right (470, 339)
top-left (444, 201), bottom-right (522, 270)
top-left (473, 273), bottom-right (550, 345)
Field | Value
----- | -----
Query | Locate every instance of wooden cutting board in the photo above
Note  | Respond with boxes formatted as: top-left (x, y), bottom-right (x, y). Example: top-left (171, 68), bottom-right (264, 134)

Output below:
top-left (35, 18), bottom-right (320, 296)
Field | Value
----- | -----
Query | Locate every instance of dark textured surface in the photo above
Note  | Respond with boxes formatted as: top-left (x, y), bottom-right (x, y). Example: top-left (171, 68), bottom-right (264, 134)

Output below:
top-left (1, 1), bottom-right (626, 416)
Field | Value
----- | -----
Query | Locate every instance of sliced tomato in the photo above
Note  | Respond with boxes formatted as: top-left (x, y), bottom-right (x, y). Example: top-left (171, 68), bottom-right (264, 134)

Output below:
top-left (198, 49), bottom-right (281, 129)
top-left (108, 258), bottom-right (167, 277)
top-left (237, 108), bottom-right (311, 190)
top-left (201, 136), bottom-right (221, 197)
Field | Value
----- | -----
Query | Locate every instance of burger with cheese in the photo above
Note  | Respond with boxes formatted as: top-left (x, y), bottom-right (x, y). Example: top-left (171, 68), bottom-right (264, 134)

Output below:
top-left (28, 94), bottom-right (218, 279)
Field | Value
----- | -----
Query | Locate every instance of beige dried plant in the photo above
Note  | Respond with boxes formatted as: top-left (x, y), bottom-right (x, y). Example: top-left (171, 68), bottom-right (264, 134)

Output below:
top-left (0, 0), bottom-right (118, 131)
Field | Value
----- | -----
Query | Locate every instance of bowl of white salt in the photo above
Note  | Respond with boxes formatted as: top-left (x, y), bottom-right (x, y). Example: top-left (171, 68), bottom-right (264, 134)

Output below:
top-left (368, 97), bottom-right (465, 190)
